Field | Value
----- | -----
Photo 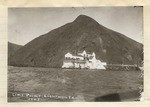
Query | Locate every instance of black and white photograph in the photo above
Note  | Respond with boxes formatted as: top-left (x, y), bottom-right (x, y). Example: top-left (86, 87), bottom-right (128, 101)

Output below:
top-left (8, 7), bottom-right (143, 102)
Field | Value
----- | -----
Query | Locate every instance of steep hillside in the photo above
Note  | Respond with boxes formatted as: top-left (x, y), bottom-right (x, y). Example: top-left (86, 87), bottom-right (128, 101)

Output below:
top-left (9, 15), bottom-right (143, 67)
top-left (8, 42), bottom-right (22, 62)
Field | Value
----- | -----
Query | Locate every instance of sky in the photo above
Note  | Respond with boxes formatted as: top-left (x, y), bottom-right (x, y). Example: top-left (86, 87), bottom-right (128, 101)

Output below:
top-left (8, 7), bottom-right (143, 45)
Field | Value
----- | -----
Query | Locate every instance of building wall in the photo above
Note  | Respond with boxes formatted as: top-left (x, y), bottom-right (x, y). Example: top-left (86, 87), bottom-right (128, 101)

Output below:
top-left (62, 62), bottom-right (74, 68)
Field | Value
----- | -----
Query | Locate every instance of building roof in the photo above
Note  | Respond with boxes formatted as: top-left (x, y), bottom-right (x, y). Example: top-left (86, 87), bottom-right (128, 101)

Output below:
top-left (72, 54), bottom-right (83, 57)
top-left (64, 59), bottom-right (87, 63)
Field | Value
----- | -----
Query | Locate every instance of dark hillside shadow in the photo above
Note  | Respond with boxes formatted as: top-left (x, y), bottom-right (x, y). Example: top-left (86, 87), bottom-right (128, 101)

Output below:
top-left (95, 90), bottom-right (140, 102)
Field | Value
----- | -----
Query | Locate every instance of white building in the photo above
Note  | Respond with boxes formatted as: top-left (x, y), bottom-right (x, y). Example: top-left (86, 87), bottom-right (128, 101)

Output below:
top-left (62, 50), bottom-right (106, 70)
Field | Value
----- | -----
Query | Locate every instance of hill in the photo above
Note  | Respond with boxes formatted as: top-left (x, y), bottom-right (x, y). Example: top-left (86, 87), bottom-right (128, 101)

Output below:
top-left (8, 42), bottom-right (22, 63)
top-left (9, 15), bottom-right (143, 67)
